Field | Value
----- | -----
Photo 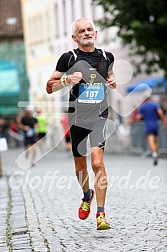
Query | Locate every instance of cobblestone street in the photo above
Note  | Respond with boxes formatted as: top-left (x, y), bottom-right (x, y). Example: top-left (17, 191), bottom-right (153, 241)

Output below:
top-left (0, 148), bottom-right (167, 252)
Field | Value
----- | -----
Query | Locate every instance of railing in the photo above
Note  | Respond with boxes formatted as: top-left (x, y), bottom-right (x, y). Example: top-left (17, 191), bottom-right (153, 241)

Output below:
top-left (129, 121), bottom-right (167, 154)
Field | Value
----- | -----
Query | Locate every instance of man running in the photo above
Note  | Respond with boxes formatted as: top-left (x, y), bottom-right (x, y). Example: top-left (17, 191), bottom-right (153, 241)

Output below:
top-left (136, 97), bottom-right (165, 165)
top-left (46, 17), bottom-right (116, 230)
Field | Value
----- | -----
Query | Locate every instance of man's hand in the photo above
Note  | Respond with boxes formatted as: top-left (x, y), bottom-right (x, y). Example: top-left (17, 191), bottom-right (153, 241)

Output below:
top-left (107, 76), bottom-right (116, 89)
top-left (66, 72), bottom-right (83, 84)
top-left (23, 125), bottom-right (30, 131)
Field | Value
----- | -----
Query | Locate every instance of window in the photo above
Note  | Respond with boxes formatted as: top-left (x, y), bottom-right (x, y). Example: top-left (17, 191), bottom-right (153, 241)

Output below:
top-left (55, 3), bottom-right (59, 38)
top-left (91, 3), bottom-right (96, 20)
top-left (71, 0), bottom-right (75, 20)
top-left (45, 11), bottom-right (50, 41)
top-left (81, 0), bottom-right (85, 17)
top-left (63, 0), bottom-right (67, 36)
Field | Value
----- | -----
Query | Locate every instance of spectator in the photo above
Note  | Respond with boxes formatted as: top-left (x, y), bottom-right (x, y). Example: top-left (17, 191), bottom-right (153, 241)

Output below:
top-left (18, 107), bottom-right (38, 166)
top-left (61, 111), bottom-right (71, 152)
top-left (36, 109), bottom-right (48, 153)
top-left (9, 118), bottom-right (19, 148)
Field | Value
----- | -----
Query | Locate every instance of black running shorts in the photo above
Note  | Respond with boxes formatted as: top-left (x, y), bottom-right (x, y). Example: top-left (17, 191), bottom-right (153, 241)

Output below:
top-left (70, 120), bottom-right (107, 157)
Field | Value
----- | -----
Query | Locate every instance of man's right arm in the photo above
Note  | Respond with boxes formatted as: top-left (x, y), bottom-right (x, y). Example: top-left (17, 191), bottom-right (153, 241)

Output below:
top-left (135, 107), bottom-right (143, 121)
top-left (46, 52), bottom-right (70, 94)
top-left (46, 70), bottom-right (64, 94)
top-left (46, 70), bottom-right (83, 94)
top-left (18, 118), bottom-right (29, 131)
top-left (46, 52), bottom-right (83, 94)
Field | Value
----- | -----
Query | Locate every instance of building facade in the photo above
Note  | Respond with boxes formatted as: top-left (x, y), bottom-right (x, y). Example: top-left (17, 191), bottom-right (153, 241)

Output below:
top-left (0, 0), bottom-right (29, 117)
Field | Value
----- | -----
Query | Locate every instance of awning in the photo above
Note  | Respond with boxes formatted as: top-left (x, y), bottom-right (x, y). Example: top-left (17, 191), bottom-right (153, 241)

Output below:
top-left (0, 105), bottom-right (19, 115)
top-left (127, 77), bottom-right (167, 94)
top-left (0, 61), bottom-right (20, 96)
top-left (0, 61), bottom-right (20, 115)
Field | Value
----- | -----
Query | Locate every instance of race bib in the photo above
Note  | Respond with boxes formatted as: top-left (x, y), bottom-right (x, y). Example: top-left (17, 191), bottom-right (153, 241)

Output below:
top-left (78, 84), bottom-right (104, 103)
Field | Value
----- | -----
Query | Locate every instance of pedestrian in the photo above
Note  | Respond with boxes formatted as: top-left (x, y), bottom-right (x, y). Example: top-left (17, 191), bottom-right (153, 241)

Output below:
top-left (46, 17), bottom-right (116, 230)
top-left (36, 109), bottom-right (47, 152)
top-left (136, 96), bottom-right (165, 165)
top-left (61, 111), bottom-right (71, 152)
top-left (9, 118), bottom-right (19, 148)
top-left (19, 107), bottom-right (38, 166)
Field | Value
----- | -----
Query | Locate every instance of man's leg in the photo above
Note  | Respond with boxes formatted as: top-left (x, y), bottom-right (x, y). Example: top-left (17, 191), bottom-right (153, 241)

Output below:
top-left (31, 143), bottom-right (36, 166)
top-left (91, 147), bottom-right (107, 209)
top-left (147, 134), bottom-right (158, 153)
top-left (74, 156), bottom-right (89, 193)
top-left (74, 156), bottom-right (95, 220)
top-left (25, 144), bottom-right (30, 158)
top-left (71, 125), bottom-right (90, 191)
top-left (91, 147), bottom-right (110, 230)
top-left (25, 142), bottom-right (36, 166)
top-left (70, 125), bottom-right (94, 220)
top-left (147, 134), bottom-right (159, 165)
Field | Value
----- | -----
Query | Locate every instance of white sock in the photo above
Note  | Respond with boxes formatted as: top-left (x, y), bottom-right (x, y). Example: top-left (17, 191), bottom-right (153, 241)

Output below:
top-left (152, 152), bottom-right (158, 158)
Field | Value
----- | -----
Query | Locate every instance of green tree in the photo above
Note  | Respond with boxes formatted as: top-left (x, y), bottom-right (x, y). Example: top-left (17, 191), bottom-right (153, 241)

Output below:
top-left (93, 0), bottom-right (167, 77)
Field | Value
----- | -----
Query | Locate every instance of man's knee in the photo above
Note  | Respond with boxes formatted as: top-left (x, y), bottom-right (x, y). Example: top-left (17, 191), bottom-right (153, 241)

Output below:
top-left (92, 159), bottom-right (104, 173)
top-left (75, 165), bottom-right (87, 172)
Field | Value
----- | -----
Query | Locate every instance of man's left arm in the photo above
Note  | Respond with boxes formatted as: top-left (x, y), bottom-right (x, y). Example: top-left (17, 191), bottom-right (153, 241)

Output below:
top-left (157, 108), bottom-right (165, 127)
top-left (107, 70), bottom-right (116, 89)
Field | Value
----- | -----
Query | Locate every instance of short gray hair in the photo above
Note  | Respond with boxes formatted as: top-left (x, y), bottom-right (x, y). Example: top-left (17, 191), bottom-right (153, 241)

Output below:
top-left (71, 17), bottom-right (96, 35)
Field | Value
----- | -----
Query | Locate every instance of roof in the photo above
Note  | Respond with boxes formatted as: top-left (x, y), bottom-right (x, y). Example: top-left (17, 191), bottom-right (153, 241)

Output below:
top-left (0, 0), bottom-right (23, 37)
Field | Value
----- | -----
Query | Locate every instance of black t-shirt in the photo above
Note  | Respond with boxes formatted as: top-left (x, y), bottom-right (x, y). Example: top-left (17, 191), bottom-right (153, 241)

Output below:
top-left (56, 48), bottom-right (114, 72)
top-left (56, 48), bottom-right (114, 124)
top-left (21, 116), bottom-right (37, 128)
top-left (21, 116), bottom-right (37, 137)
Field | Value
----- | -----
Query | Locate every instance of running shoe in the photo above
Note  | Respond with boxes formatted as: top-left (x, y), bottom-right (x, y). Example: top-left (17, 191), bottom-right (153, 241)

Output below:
top-left (152, 153), bottom-right (159, 166)
top-left (78, 189), bottom-right (95, 220)
top-left (96, 212), bottom-right (111, 230)
top-left (153, 157), bottom-right (158, 166)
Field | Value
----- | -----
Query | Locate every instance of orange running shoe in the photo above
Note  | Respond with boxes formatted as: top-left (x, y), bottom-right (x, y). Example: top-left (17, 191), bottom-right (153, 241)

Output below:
top-left (96, 212), bottom-right (111, 230)
top-left (78, 189), bottom-right (95, 220)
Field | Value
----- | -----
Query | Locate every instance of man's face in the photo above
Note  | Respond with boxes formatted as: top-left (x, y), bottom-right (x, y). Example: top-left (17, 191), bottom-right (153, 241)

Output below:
top-left (26, 109), bottom-right (33, 117)
top-left (72, 20), bottom-right (97, 46)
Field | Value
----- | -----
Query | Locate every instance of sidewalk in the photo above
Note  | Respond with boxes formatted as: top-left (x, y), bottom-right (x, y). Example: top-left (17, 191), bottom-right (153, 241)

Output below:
top-left (0, 148), bottom-right (167, 252)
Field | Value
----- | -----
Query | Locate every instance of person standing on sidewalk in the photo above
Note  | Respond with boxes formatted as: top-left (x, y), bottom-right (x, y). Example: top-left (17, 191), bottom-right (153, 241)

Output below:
top-left (36, 109), bottom-right (48, 153)
top-left (61, 110), bottom-right (71, 152)
top-left (136, 96), bottom-right (165, 165)
top-left (46, 17), bottom-right (116, 230)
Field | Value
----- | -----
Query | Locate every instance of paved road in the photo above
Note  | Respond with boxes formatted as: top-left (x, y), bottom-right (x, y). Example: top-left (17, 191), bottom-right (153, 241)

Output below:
top-left (0, 148), bottom-right (167, 252)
